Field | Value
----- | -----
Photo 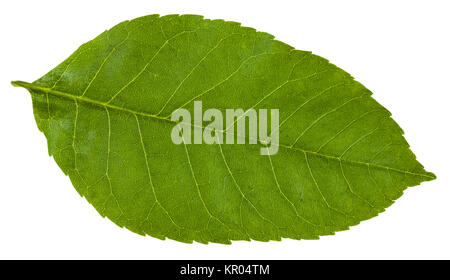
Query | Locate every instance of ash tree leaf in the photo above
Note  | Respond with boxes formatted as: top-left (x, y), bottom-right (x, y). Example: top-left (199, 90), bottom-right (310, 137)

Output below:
top-left (12, 14), bottom-right (435, 244)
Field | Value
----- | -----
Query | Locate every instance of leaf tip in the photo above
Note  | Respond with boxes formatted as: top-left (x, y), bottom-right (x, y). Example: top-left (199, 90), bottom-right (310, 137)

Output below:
top-left (427, 171), bottom-right (437, 181)
top-left (420, 170), bottom-right (437, 182)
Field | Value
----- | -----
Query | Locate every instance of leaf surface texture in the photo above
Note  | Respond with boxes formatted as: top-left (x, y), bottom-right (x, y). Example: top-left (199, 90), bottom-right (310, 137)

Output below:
top-left (12, 14), bottom-right (435, 244)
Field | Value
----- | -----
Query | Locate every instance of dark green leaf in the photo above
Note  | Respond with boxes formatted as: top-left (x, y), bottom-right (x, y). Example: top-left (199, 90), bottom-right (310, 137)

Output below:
top-left (12, 14), bottom-right (435, 244)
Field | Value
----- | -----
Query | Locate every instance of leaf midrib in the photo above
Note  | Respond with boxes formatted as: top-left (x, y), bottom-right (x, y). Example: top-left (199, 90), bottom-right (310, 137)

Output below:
top-left (12, 80), bottom-right (435, 180)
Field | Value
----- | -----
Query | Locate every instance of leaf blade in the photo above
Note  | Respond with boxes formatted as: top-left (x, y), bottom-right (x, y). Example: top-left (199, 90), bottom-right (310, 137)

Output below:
top-left (12, 14), bottom-right (435, 243)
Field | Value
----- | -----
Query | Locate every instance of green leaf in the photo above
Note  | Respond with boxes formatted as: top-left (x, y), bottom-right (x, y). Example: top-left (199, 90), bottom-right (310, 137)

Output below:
top-left (12, 14), bottom-right (435, 244)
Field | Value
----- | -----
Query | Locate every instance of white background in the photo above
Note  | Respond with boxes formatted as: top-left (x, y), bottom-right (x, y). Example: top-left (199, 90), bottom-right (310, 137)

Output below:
top-left (0, 0), bottom-right (449, 260)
